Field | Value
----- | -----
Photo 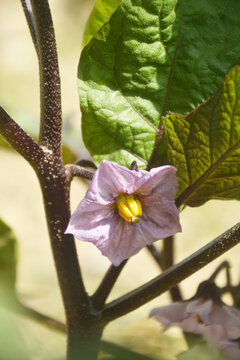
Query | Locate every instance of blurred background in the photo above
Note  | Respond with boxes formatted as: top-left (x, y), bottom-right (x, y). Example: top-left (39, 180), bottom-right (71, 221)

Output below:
top-left (0, 1), bottom-right (240, 359)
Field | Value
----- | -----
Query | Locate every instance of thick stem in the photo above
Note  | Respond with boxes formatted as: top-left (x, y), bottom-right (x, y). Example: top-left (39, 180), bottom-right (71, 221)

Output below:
top-left (102, 222), bottom-right (240, 322)
top-left (36, 155), bottom-right (96, 359)
top-left (67, 320), bottom-right (105, 360)
top-left (30, 0), bottom-right (62, 156)
top-left (26, 1), bottom-right (105, 357)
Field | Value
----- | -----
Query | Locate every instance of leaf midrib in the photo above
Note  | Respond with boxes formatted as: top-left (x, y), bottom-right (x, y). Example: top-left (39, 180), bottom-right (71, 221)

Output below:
top-left (176, 140), bottom-right (240, 207)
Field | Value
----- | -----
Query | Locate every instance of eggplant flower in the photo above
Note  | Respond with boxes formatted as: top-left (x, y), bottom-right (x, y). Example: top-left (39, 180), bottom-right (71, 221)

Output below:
top-left (65, 160), bottom-right (181, 266)
top-left (203, 326), bottom-right (240, 360)
top-left (150, 297), bottom-right (240, 340)
top-left (150, 281), bottom-right (240, 360)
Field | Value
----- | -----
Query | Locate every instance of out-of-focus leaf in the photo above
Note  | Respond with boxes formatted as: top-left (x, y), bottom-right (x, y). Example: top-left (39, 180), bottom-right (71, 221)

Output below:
top-left (164, 66), bottom-right (240, 206)
top-left (0, 308), bottom-right (30, 360)
top-left (178, 342), bottom-right (226, 360)
top-left (78, 0), bottom-right (240, 168)
top-left (83, 0), bottom-right (121, 47)
top-left (0, 218), bottom-right (17, 292)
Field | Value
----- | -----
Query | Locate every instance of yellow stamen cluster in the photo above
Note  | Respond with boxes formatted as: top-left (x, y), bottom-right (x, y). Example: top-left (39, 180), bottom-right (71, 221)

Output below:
top-left (196, 314), bottom-right (203, 324)
top-left (116, 194), bottom-right (142, 224)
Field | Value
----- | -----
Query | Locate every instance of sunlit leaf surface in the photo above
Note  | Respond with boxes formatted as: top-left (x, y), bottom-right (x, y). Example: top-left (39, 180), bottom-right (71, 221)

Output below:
top-left (79, 0), bottom-right (240, 168)
top-left (164, 66), bottom-right (240, 206)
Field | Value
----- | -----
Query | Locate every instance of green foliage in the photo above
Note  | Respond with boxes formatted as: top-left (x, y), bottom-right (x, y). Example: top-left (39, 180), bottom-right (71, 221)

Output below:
top-left (0, 308), bottom-right (30, 360)
top-left (0, 218), bottom-right (17, 293)
top-left (178, 343), bottom-right (226, 360)
top-left (83, 0), bottom-right (122, 47)
top-left (164, 66), bottom-right (240, 206)
top-left (79, 0), bottom-right (240, 169)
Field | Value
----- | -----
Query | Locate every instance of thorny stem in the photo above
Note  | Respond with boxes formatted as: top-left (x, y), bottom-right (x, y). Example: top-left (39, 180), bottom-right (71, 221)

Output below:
top-left (102, 222), bottom-right (240, 322)
top-left (23, 1), bottom-right (101, 359)
top-left (30, 0), bottom-right (62, 156)
top-left (91, 260), bottom-right (128, 310)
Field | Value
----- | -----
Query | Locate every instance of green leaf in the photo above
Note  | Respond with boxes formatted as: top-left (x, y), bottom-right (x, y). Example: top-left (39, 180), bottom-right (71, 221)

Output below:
top-left (83, 0), bottom-right (122, 47)
top-left (79, 0), bottom-right (240, 168)
top-left (0, 218), bottom-right (17, 292)
top-left (0, 308), bottom-right (30, 360)
top-left (164, 66), bottom-right (240, 206)
top-left (177, 342), bottom-right (226, 360)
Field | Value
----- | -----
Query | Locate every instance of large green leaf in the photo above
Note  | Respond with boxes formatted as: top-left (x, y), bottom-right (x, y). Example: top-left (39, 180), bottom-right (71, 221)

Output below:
top-left (164, 66), bottom-right (240, 206)
top-left (83, 0), bottom-right (122, 47)
top-left (79, 0), bottom-right (240, 168)
top-left (0, 219), bottom-right (17, 293)
top-left (0, 308), bottom-right (30, 360)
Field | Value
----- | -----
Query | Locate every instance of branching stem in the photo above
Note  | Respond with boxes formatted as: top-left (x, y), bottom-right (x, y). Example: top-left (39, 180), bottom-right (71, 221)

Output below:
top-left (0, 107), bottom-right (43, 166)
top-left (102, 222), bottom-right (240, 322)
top-left (65, 164), bottom-right (94, 182)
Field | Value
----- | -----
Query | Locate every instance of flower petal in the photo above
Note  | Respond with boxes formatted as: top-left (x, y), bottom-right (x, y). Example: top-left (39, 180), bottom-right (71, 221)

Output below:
top-left (149, 301), bottom-right (206, 334)
top-left (87, 160), bottom-right (143, 203)
top-left (210, 304), bottom-right (240, 339)
top-left (65, 198), bottom-right (118, 244)
top-left (149, 302), bottom-right (189, 329)
top-left (97, 219), bottom-right (134, 266)
top-left (219, 340), bottom-right (240, 360)
top-left (135, 166), bottom-right (178, 201)
top-left (98, 218), bottom-right (156, 266)
top-left (141, 200), bottom-right (182, 239)
top-left (186, 298), bottom-right (213, 323)
top-left (203, 326), bottom-right (240, 360)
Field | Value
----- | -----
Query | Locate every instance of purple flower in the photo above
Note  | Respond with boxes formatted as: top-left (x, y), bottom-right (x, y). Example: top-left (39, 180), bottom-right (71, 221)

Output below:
top-left (65, 160), bottom-right (181, 266)
top-left (203, 326), bottom-right (240, 360)
top-left (150, 297), bottom-right (240, 359)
